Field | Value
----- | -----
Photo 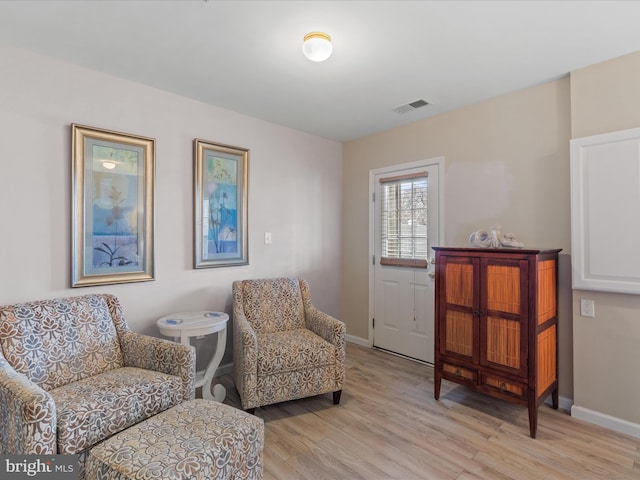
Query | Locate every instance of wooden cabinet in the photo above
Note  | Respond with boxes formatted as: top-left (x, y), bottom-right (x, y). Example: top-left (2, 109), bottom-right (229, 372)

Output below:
top-left (433, 247), bottom-right (560, 438)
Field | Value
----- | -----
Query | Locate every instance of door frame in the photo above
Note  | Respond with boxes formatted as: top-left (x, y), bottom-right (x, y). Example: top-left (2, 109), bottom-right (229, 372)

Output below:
top-left (368, 156), bottom-right (445, 347)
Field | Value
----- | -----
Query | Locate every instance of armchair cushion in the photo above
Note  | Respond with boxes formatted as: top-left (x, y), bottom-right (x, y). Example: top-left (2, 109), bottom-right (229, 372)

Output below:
top-left (50, 367), bottom-right (183, 455)
top-left (256, 329), bottom-right (336, 376)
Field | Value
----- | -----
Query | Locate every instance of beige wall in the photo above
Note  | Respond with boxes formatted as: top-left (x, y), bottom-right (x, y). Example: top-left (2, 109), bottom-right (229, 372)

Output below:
top-left (342, 78), bottom-right (574, 399)
top-left (570, 51), bottom-right (640, 425)
top-left (0, 46), bottom-right (343, 369)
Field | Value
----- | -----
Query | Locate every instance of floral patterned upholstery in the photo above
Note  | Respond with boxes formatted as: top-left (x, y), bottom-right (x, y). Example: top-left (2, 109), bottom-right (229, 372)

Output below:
top-left (86, 399), bottom-right (264, 480)
top-left (51, 367), bottom-right (183, 455)
top-left (0, 294), bottom-right (195, 475)
top-left (233, 277), bottom-right (345, 410)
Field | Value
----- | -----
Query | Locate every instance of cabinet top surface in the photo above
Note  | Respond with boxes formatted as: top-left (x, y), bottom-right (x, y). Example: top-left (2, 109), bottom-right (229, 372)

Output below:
top-left (433, 246), bottom-right (562, 254)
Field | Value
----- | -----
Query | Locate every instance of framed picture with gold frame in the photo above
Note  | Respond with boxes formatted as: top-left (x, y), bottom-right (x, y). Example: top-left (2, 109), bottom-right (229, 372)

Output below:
top-left (194, 139), bottom-right (249, 268)
top-left (71, 124), bottom-right (155, 287)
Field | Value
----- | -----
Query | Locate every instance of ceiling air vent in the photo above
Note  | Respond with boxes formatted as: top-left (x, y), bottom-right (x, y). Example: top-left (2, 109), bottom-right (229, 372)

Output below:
top-left (392, 98), bottom-right (430, 115)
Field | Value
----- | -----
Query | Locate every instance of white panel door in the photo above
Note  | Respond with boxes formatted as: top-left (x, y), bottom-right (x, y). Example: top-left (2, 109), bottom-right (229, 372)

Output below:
top-left (372, 161), bottom-right (441, 363)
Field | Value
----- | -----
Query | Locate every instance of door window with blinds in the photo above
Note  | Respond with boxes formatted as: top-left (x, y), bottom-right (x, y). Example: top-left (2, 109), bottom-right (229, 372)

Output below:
top-left (379, 172), bottom-right (429, 268)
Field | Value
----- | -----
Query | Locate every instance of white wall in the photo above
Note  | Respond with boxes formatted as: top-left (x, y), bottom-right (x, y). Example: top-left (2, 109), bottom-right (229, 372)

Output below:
top-left (570, 51), bottom-right (640, 436)
top-left (0, 46), bottom-right (343, 368)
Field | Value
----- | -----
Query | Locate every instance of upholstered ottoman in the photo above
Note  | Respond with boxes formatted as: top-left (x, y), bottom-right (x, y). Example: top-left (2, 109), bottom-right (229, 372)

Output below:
top-left (85, 399), bottom-right (264, 480)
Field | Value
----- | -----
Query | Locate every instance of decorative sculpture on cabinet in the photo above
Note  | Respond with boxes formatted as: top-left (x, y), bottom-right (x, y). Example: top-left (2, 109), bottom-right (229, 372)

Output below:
top-left (469, 224), bottom-right (524, 248)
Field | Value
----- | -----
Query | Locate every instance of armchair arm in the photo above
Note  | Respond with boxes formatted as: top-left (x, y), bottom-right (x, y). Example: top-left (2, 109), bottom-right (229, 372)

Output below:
top-left (300, 279), bottom-right (346, 389)
top-left (305, 306), bottom-right (346, 389)
top-left (0, 356), bottom-right (56, 454)
top-left (232, 310), bottom-right (259, 410)
top-left (305, 306), bottom-right (346, 348)
top-left (119, 331), bottom-right (196, 402)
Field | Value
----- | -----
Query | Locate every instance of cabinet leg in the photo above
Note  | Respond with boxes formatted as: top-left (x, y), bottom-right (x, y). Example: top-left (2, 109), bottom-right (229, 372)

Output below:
top-left (552, 388), bottom-right (559, 410)
top-left (434, 372), bottom-right (441, 400)
top-left (528, 397), bottom-right (538, 439)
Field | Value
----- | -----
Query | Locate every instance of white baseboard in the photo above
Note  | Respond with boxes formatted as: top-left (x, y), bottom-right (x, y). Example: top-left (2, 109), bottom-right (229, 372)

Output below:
top-left (544, 394), bottom-right (573, 412)
top-left (571, 405), bottom-right (640, 439)
top-left (345, 334), bottom-right (369, 347)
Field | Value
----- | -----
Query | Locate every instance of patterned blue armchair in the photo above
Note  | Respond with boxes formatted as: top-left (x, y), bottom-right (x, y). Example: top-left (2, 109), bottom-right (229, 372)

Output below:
top-left (233, 277), bottom-right (346, 412)
top-left (0, 294), bottom-right (195, 477)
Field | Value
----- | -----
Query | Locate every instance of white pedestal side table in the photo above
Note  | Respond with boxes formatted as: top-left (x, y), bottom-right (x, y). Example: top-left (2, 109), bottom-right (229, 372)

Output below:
top-left (157, 311), bottom-right (229, 402)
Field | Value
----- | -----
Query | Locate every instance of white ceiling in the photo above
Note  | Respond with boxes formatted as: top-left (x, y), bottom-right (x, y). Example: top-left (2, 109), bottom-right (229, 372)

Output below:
top-left (2, 1), bottom-right (640, 142)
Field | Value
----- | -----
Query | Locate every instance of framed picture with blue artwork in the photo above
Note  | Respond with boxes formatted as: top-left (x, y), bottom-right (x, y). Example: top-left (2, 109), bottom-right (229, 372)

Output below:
top-left (71, 124), bottom-right (155, 287)
top-left (194, 139), bottom-right (249, 268)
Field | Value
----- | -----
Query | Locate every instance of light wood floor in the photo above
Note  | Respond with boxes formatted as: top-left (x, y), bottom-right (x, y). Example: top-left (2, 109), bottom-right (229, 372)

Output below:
top-left (216, 343), bottom-right (640, 480)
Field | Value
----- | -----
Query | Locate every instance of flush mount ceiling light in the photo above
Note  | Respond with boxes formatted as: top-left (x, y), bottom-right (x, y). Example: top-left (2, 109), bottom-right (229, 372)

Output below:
top-left (302, 32), bottom-right (332, 62)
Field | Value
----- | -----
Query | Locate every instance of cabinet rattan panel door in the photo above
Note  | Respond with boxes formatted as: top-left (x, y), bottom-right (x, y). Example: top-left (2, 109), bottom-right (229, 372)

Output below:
top-left (485, 316), bottom-right (520, 369)
top-left (481, 259), bottom-right (528, 376)
top-left (439, 258), bottom-right (478, 363)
